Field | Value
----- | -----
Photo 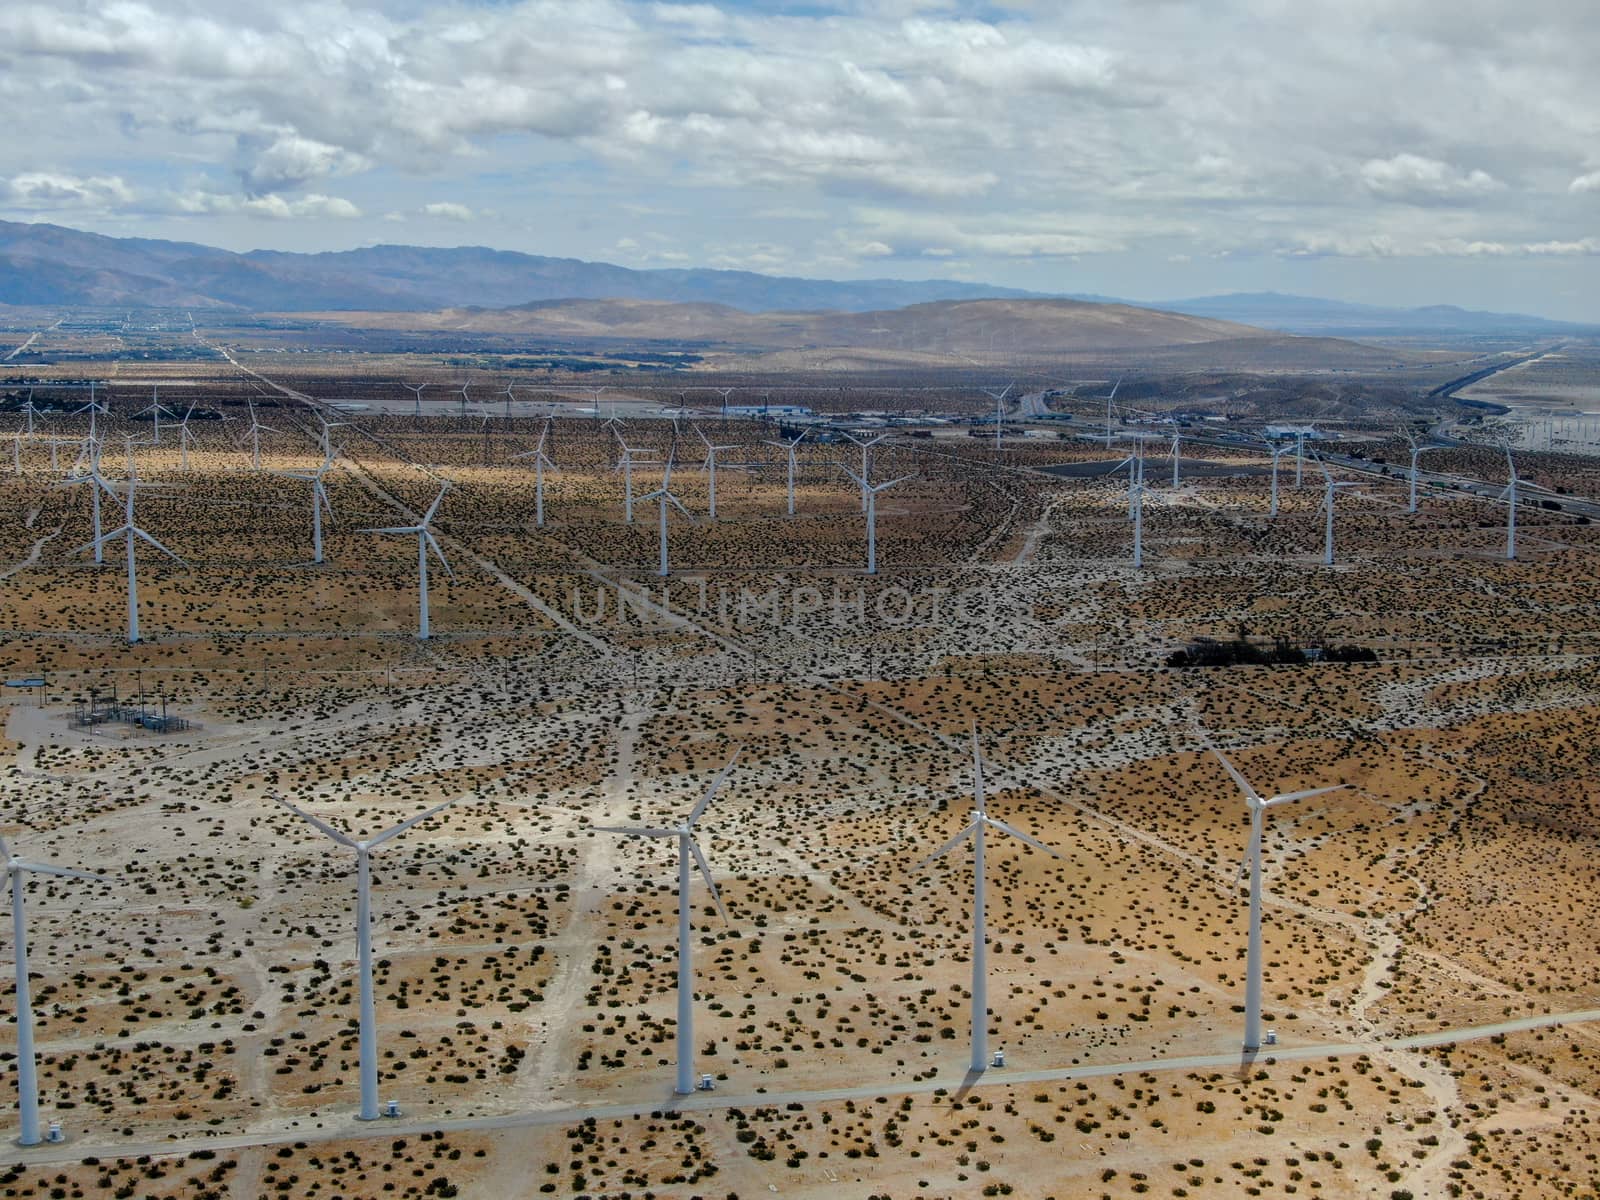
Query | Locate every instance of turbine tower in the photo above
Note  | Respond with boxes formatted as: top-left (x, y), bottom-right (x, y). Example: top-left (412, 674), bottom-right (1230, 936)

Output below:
top-left (273, 795), bottom-right (464, 1120)
top-left (58, 442), bottom-right (117, 566)
top-left (595, 749), bottom-right (741, 1094)
top-left (75, 464), bottom-right (186, 643)
top-left (982, 383), bottom-right (1013, 452)
top-left (841, 465), bottom-right (913, 575)
top-left (512, 420), bottom-right (556, 527)
top-left (135, 388), bottom-right (175, 445)
top-left (1170, 430), bottom-right (1182, 488)
top-left (612, 430), bottom-right (655, 524)
top-left (1317, 458), bottom-right (1358, 566)
top-left (1261, 437), bottom-right (1292, 518)
top-left (1209, 746), bottom-right (1344, 1052)
top-left (2, 832), bottom-right (110, 1145)
top-left (243, 410), bottom-right (280, 472)
top-left (455, 382), bottom-right (471, 418)
top-left (696, 425), bottom-right (737, 520)
top-left (1500, 449), bottom-right (1520, 561)
top-left (922, 728), bottom-right (1060, 1072)
top-left (1103, 377), bottom-right (1122, 443)
top-left (358, 483), bottom-right (454, 639)
top-left (640, 455), bottom-right (692, 577)
top-left (1402, 430), bottom-right (1445, 515)
top-left (276, 450), bottom-right (337, 564)
top-left (762, 433), bottom-right (804, 517)
top-left (177, 405), bottom-right (201, 473)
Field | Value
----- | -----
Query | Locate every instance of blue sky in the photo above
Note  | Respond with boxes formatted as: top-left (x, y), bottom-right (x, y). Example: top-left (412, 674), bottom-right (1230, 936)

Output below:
top-left (1, 0), bottom-right (1597, 319)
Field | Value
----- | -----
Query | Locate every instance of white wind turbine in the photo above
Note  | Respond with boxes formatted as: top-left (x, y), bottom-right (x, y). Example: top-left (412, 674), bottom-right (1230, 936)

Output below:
top-left (403, 382), bottom-right (427, 420)
top-left (1294, 430), bottom-right (1308, 487)
top-left (923, 728), bottom-right (1060, 1073)
top-left (243, 409), bottom-right (281, 471)
top-left (57, 442), bottom-right (117, 566)
top-left (1403, 430), bottom-right (1446, 515)
top-left (135, 388), bottom-right (174, 445)
top-left (1102, 377), bottom-right (1122, 444)
top-left (72, 394), bottom-right (108, 446)
top-left (982, 383), bottom-right (1013, 452)
top-left (1316, 458), bottom-right (1358, 566)
top-left (20, 396), bottom-right (37, 437)
top-left (1500, 448), bottom-right (1520, 561)
top-left (177, 405), bottom-right (201, 473)
top-left (1261, 437), bottom-right (1292, 518)
top-left (595, 749), bottom-right (741, 1094)
top-left (612, 429), bottom-right (655, 524)
top-left (696, 425), bottom-right (737, 520)
top-left (2, 832), bottom-right (110, 1145)
top-left (762, 433), bottom-right (804, 516)
top-left (641, 454), bottom-right (692, 577)
top-left (512, 420), bottom-right (556, 527)
top-left (273, 794), bottom-right (464, 1121)
top-left (1129, 467), bottom-right (1148, 569)
top-left (316, 415), bottom-right (350, 457)
top-left (455, 382), bottom-right (471, 418)
top-left (76, 464), bottom-right (185, 643)
top-left (843, 432), bottom-right (888, 512)
top-left (1210, 746), bottom-right (1344, 1052)
top-left (277, 449), bottom-right (337, 564)
top-left (500, 383), bottom-right (519, 423)
top-left (359, 483), bottom-right (453, 639)
top-left (1169, 429), bottom-right (1182, 487)
top-left (841, 465), bottom-right (913, 575)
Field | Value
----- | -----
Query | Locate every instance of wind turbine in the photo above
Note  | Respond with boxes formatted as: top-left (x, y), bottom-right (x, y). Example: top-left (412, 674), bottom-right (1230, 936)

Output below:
top-left (612, 429), bottom-right (656, 524)
top-left (75, 464), bottom-right (185, 643)
top-left (1402, 430), bottom-right (1446, 515)
top-left (20, 397), bottom-right (37, 437)
top-left (2, 832), bottom-right (110, 1145)
top-left (1294, 430), bottom-right (1308, 487)
top-left (73, 394), bottom-right (108, 446)
top-left (58, 443), bottom-right (117, 566)
top-left (359, 483), bottom-right (453, 639)
top-left (841, 465), bottom-right (912, 575)
top-left (762, 433), bottom-right (804, 516)
top-left (922, 728), bottom-right (1060, 1072)
top-left (316, 415), bottom-right (349, 457)
top-left (1492, 447), bottom-right (1521, 561)
top-left (640, 455), bottom-right (692, 577)
top-left (276, 450), bottom-right (337, 564)
top-left (1261, 437), bottom-right (1292, 518)
top-left (1103, 377), bottom-right (1122, 444)
top-left (594, 749), bottom-right (741, 1094)
top-left (243, 410), bottom-right (280, 472)
top-left (843, 432), bottom-right (888, 512)
top-left (134, 388), bottom-right (175, 445)
top-left (1130, 470), bottom-right (1148, 569)
top-left (273, 794), bottom-right (464, 1121)
top-left (403, 382), bottom-right (427, 421)
top-left (500, 383), bottom-right (519, 424)
top-left (512, 420), bottom-right (556, 527)
top-left (1169, 430), bottom-right (1182, 487)
top-left (455, 382), bottom-right (471, 418)
top-left (696, 425), bottom-right (737, 520)
top-left (982, 383), bottom-right (1013, 452)
top-left (1210, 746), bottom-right (1344, 1052)
top-left (1316, 458), bottom-right (1358, 566)
top-left (177, 405), bottom-right (201, 473)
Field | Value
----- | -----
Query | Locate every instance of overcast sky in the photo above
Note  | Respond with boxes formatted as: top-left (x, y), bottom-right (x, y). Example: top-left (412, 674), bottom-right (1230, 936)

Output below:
top-left (2, 1), bottom-right (1597, 319)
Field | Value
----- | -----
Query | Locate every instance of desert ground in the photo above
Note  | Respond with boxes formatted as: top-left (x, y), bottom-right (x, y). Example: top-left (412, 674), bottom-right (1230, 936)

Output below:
top-left (1, 329), bottom-right (1600, 1198)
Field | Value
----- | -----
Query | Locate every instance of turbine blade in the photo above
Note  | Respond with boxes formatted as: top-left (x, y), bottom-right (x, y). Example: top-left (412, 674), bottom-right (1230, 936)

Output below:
top-left (917, 823), bottom-right (976, 870)
top-left (17, 861), bottom-right (110, 884)
top-left (840, 464), bottom-right (867, 488)
top-left (131, 527), bottom-right (187, 567)
top-left (422, 482), bottom-right (451, 524)
top-left (688, 836), bottom-right (729, 922)
top-left (1264, 784), bottom-right (1346, 808)
top-left (985, 815), bottom-right (1062, 859)
top-left (359, 524), bottom-right (423, 535)
top-left (689, 747), bottom-right (742, 825)
top-left (875, 473), bottom-right (915, 492)
top-left (367, 795), bottom-right (465, 848)
top-left (1209, 747), bottom-right (1264, 805)
top-left (593, 825), bottom-right (677, 838)
top-left (272, 794), bottom-right (358, 848)
top-left (424, 530), bottom-right (455, 580)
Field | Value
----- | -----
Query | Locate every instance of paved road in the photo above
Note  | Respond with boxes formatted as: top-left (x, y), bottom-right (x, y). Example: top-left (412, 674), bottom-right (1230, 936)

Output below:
top-left (15, 1006), bottom-right (1600, 1165)
top-left (3, 332), bottom-right (38, 361)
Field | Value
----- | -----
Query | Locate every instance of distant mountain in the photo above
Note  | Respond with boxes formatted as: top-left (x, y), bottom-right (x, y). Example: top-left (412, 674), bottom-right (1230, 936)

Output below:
top-left (0, 220), bottom-right (1044, 314)
top-left (1140, 291), bottom-right (1597, 336)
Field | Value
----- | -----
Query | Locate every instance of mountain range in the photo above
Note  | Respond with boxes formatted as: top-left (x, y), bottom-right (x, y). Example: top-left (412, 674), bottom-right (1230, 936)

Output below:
top-left (0, 219), bottom-right (1590, 336)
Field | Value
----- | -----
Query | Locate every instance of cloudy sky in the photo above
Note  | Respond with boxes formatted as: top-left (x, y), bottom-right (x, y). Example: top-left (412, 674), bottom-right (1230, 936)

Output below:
top-left (2, 1), bottom-right (1597, 319)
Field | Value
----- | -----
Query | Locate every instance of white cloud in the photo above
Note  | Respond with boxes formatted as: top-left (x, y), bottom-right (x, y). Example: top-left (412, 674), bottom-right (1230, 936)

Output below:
top-left (422, 201), bottom-right (474, 221)
top-left (1570, 171), bottom-right (1600, 195)
top-left (0, 171), bottom-right (134, 210)
top-left (171, 189), bottom-right (360, 219)
top-left (1359, 153), bottom-right (1504, 202)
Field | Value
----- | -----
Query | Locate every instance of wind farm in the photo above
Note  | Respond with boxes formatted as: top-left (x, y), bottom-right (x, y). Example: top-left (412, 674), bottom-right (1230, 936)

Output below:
top-left (0, 303), bottom-right (1597, 1200)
